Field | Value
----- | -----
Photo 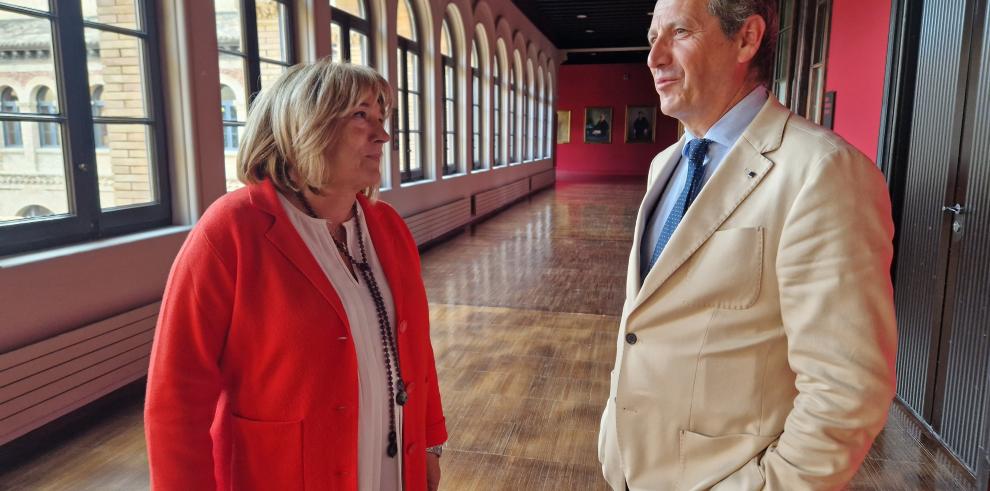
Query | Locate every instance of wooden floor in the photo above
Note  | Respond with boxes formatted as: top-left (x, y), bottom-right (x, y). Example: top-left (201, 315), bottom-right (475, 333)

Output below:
top-left (0, 180), bottom-right (977, 490)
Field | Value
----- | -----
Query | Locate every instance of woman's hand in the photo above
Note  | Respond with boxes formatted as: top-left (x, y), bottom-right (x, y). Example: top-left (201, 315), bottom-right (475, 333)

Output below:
top-left (426, 453), bottom-right (441, 491)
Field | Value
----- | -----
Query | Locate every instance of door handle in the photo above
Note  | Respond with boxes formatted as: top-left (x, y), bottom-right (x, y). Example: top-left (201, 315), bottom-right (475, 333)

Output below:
top-left (942, 204), bottom-right (965, 215)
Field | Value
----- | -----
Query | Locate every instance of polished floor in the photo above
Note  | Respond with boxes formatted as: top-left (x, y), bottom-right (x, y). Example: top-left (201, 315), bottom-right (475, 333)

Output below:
top-left (0, 179), bottom-right (978, 490)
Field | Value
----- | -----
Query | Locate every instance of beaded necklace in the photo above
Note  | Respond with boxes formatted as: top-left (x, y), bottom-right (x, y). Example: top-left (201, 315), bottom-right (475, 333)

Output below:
top-left (296, 191), bottom-right (407, 458)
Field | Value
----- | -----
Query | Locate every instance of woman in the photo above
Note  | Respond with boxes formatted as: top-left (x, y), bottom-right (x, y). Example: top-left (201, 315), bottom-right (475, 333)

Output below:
top-left (145, 60), bottom-right (447, 491)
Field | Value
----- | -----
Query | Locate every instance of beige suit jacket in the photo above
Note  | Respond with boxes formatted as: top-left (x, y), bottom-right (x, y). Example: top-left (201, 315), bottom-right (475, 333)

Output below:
top-left (598, 98), bottom-right (897, 491)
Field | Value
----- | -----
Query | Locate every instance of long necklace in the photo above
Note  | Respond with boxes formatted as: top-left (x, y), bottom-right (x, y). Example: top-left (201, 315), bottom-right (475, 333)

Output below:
top-left (296, 191), bottom-right (407, 458)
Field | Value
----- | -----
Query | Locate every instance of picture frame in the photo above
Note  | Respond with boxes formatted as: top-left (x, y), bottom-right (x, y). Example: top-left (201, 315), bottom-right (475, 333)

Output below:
top-left (625, 105), bottom-right (657, 143)
top-left (583, 106), bottom-right (612, 144)
top-left (556, 110), bottom-right (571, 144)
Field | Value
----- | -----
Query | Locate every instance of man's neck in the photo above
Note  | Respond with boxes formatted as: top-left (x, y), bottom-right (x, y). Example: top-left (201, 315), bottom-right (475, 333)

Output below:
top-left (683, 81), bottom-right (761, 138)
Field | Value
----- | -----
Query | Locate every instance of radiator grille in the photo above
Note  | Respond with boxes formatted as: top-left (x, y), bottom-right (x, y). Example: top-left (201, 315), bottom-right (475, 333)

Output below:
top-left (0, 303), bottom-right (158, 445)
top-left (530, 170), bottom-right (556, 192)
top-left (474, 179), bottom-right (530, 217)
top-left (404, 198), bottom-right (472, 246)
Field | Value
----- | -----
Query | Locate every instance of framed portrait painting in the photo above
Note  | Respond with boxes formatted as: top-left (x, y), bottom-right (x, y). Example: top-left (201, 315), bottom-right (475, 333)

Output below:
top-left (584, 106), bottom-right (612, 144)
top-left (625, 105), bottom-right (657, 143)
top-left (556, 110), bottom-right (571, 144)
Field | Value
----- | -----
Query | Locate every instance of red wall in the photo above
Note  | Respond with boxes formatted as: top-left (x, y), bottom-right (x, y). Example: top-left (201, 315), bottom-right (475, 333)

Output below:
top-left (825, 0), bottom-right (891, 161)
top-left (556, 63), bottom-right (678, 179)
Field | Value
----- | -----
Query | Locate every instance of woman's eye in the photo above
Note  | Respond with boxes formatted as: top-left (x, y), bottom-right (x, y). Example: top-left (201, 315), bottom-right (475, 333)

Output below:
top-left (354, 111), bottom-right (367, 119)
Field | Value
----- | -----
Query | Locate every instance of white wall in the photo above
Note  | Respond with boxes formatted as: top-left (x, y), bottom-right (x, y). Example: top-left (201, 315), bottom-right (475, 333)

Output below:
top-left (0, 0), bottom-right (561, 352)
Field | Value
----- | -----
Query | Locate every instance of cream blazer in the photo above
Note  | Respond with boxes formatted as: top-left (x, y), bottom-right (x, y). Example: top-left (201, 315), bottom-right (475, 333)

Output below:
top-left (598, 98), bottom-right (897, 491)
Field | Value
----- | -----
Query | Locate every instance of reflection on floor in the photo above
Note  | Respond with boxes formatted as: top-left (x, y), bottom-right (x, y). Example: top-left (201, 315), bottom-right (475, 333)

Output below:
top-left (0, 179), bottom-right (977, 490)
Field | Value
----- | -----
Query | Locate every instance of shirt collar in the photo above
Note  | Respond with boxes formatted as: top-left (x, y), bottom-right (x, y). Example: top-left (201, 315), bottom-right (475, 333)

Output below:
top-left (682, 85), bottom-right (769, 160)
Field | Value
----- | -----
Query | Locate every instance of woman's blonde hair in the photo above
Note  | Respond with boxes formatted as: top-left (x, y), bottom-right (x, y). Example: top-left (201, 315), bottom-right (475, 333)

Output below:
top-left (237, 59), bottom-right (392, 198)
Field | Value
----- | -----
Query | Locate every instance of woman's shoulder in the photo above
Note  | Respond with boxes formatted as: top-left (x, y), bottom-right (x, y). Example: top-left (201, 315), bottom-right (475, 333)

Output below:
top-left (361, 196), bottom-right (404, 225)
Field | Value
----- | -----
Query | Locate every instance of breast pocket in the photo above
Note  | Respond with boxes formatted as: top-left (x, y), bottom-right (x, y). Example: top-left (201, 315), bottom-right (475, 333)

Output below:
top-left (681, 227), bottom-right (764, 309)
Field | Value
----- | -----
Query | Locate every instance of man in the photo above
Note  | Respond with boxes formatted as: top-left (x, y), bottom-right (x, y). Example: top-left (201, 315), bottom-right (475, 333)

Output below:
top-left (597, 0), bottom-right (897, 490)
top-left (633, 111), bottom-right (651, 140)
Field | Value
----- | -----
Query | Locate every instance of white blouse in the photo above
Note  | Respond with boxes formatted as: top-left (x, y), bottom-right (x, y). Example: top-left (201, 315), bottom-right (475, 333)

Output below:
top-left (279, 193), bottom-right (403, 491)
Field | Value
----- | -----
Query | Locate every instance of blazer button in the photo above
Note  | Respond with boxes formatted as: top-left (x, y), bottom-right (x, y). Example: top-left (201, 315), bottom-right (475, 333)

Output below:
top-left (405, 442), bottom-right (419, 455)
top-left (625, 333), bottom-right (638, 345)
top-left (398, 320), bottom-right (408, 334)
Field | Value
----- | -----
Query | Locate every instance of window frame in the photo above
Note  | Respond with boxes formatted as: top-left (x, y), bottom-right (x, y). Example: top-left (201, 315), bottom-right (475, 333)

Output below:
top-left (396, 0), bottom-right (425, 184)
top-left (508, 65), bottom-right (516, 163)
top-left (493, 55), bottom-right (503, 167)
top-left (471, 41), bottom-right (482, 170)
top-left (330, 0), bottom-right (372, 65)
top-left (0, 0), bottom-right (172, 257)
top-left (441, 18), bottom-right (458, 176)
top-left (218, 0), bottom-right (297, 178)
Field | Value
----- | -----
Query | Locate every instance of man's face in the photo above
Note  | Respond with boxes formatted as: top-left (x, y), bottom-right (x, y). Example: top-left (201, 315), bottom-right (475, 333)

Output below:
top-left (647, 0), bottom-right (746, 125)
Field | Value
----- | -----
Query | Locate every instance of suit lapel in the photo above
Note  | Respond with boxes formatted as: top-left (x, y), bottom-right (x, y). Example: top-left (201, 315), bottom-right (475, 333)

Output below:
top-left (630, 98), bottom-right (789, 314)
top-left (249, 181), bottom-right (350, 326)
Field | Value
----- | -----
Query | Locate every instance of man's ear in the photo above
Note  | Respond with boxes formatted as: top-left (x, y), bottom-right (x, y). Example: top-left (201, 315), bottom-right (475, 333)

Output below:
top-left (736, 14), bottom-right (766, 65)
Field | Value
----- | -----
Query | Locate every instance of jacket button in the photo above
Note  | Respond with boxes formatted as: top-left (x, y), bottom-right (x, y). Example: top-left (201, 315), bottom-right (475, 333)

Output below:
top-left (336, 405), bottom-right (347, 412)
top-left (625, 333), bottom-right (637, 345)
top-left (405, 442), bottom-right (418, 454)
top-left (398, 320), bottom-right (408, 334)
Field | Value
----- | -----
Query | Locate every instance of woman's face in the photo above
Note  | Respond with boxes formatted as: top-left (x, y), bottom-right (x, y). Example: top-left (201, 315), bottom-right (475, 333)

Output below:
top-left (323, 91), bottom-right (390, 192)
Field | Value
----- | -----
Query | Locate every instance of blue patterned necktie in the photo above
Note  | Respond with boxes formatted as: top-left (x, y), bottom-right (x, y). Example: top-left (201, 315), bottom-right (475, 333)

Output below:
top-left (645, 138), bottom-right (712, 274)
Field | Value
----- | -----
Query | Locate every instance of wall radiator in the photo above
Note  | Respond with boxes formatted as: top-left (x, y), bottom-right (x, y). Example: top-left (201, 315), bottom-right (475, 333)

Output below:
top-left (530, 170), bottom-right (556, 192)
top-left (404, 197), bottom-right (472, 246)
top-left (473, 178), bottom-right (531, 217)
top-left (0, 303), bottom-right (159, 445)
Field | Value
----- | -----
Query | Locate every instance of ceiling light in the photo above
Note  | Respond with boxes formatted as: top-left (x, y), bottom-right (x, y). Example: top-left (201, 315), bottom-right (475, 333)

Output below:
top-left (585, 29), bottom-right (595, 33)
top-left (576, 14), bottom-right (588, 19)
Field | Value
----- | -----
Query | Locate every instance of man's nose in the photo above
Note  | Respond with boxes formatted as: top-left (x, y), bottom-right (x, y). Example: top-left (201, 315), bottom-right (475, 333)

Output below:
top-left (647, 38), bottom-right (669, 70)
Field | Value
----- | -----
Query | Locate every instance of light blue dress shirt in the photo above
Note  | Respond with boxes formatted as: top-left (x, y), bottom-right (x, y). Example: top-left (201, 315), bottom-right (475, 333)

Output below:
top-left (640, 86), bottom-right (769, 280)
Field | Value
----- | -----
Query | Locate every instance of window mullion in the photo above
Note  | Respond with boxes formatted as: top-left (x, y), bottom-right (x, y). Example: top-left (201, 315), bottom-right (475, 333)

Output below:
top-left (242, 0), bottom-right (263, 100)
top-left (55, 0), bottom-right (100, 227)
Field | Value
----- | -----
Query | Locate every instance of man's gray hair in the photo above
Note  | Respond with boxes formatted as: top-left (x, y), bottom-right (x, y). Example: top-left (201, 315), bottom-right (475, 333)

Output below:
top-left (707, 0), bottom-right (779, 84)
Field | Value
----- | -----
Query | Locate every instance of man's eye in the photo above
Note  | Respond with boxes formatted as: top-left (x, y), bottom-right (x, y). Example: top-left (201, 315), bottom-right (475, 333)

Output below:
top-left (674, 28), bottom-right (688, 36)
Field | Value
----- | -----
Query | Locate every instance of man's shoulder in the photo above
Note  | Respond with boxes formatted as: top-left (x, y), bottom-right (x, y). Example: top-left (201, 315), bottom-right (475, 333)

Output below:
top-left (777, 113), bottom-right (868, 165)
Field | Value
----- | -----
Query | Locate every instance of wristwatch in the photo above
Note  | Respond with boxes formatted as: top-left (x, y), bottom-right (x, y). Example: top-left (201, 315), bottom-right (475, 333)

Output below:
top-left (425, 444), bottom-right (444, 457)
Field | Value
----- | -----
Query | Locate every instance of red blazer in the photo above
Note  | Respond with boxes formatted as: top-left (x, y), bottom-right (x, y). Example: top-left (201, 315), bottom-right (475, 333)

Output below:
top-left (145, 180), bottom-right (447, 490)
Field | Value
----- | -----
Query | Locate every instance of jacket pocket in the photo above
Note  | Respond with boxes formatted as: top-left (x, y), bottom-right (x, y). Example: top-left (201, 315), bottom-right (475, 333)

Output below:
top-left (231, 415), bottom-right (304, 491)
top-left (681, 227), bottom-right (764, 309)
top-left (677, 429), bottom-right (776, 491)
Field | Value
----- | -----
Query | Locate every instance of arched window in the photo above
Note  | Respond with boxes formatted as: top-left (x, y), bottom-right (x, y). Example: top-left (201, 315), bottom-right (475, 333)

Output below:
top-left (220, 85), bottom-right (239, 150)
top-left (522, 62), bottom-right (533, 161)
top-left (533, 70), bottom-right (547, 159)
top-left (544, 71), bottom-right (553, 158)
top-left (493, 54), bottom-right (503, 167)
top-left (471, 41), bottom-right (482, 170)
top-left (441, 17), bottom-right (457, 176)
top-left (396, 0), bottom-right (424, 182)
top-left (1, 88), bottom-right (22, 148)
top-left (91, 85), bottom-right (107, 149)
top-left (508, 64), bottom-right (516, 163)
top-left (330, 0), bottom-right (371, 65)
top-left (521, 65), bottom-right (529, 161)
top-left (36, 86), bottom-right (59, 148)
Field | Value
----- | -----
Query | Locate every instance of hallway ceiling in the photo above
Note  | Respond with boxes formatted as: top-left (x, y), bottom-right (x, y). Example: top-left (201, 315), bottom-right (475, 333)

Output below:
top-left (510, 0), bottom-right (654, 64)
